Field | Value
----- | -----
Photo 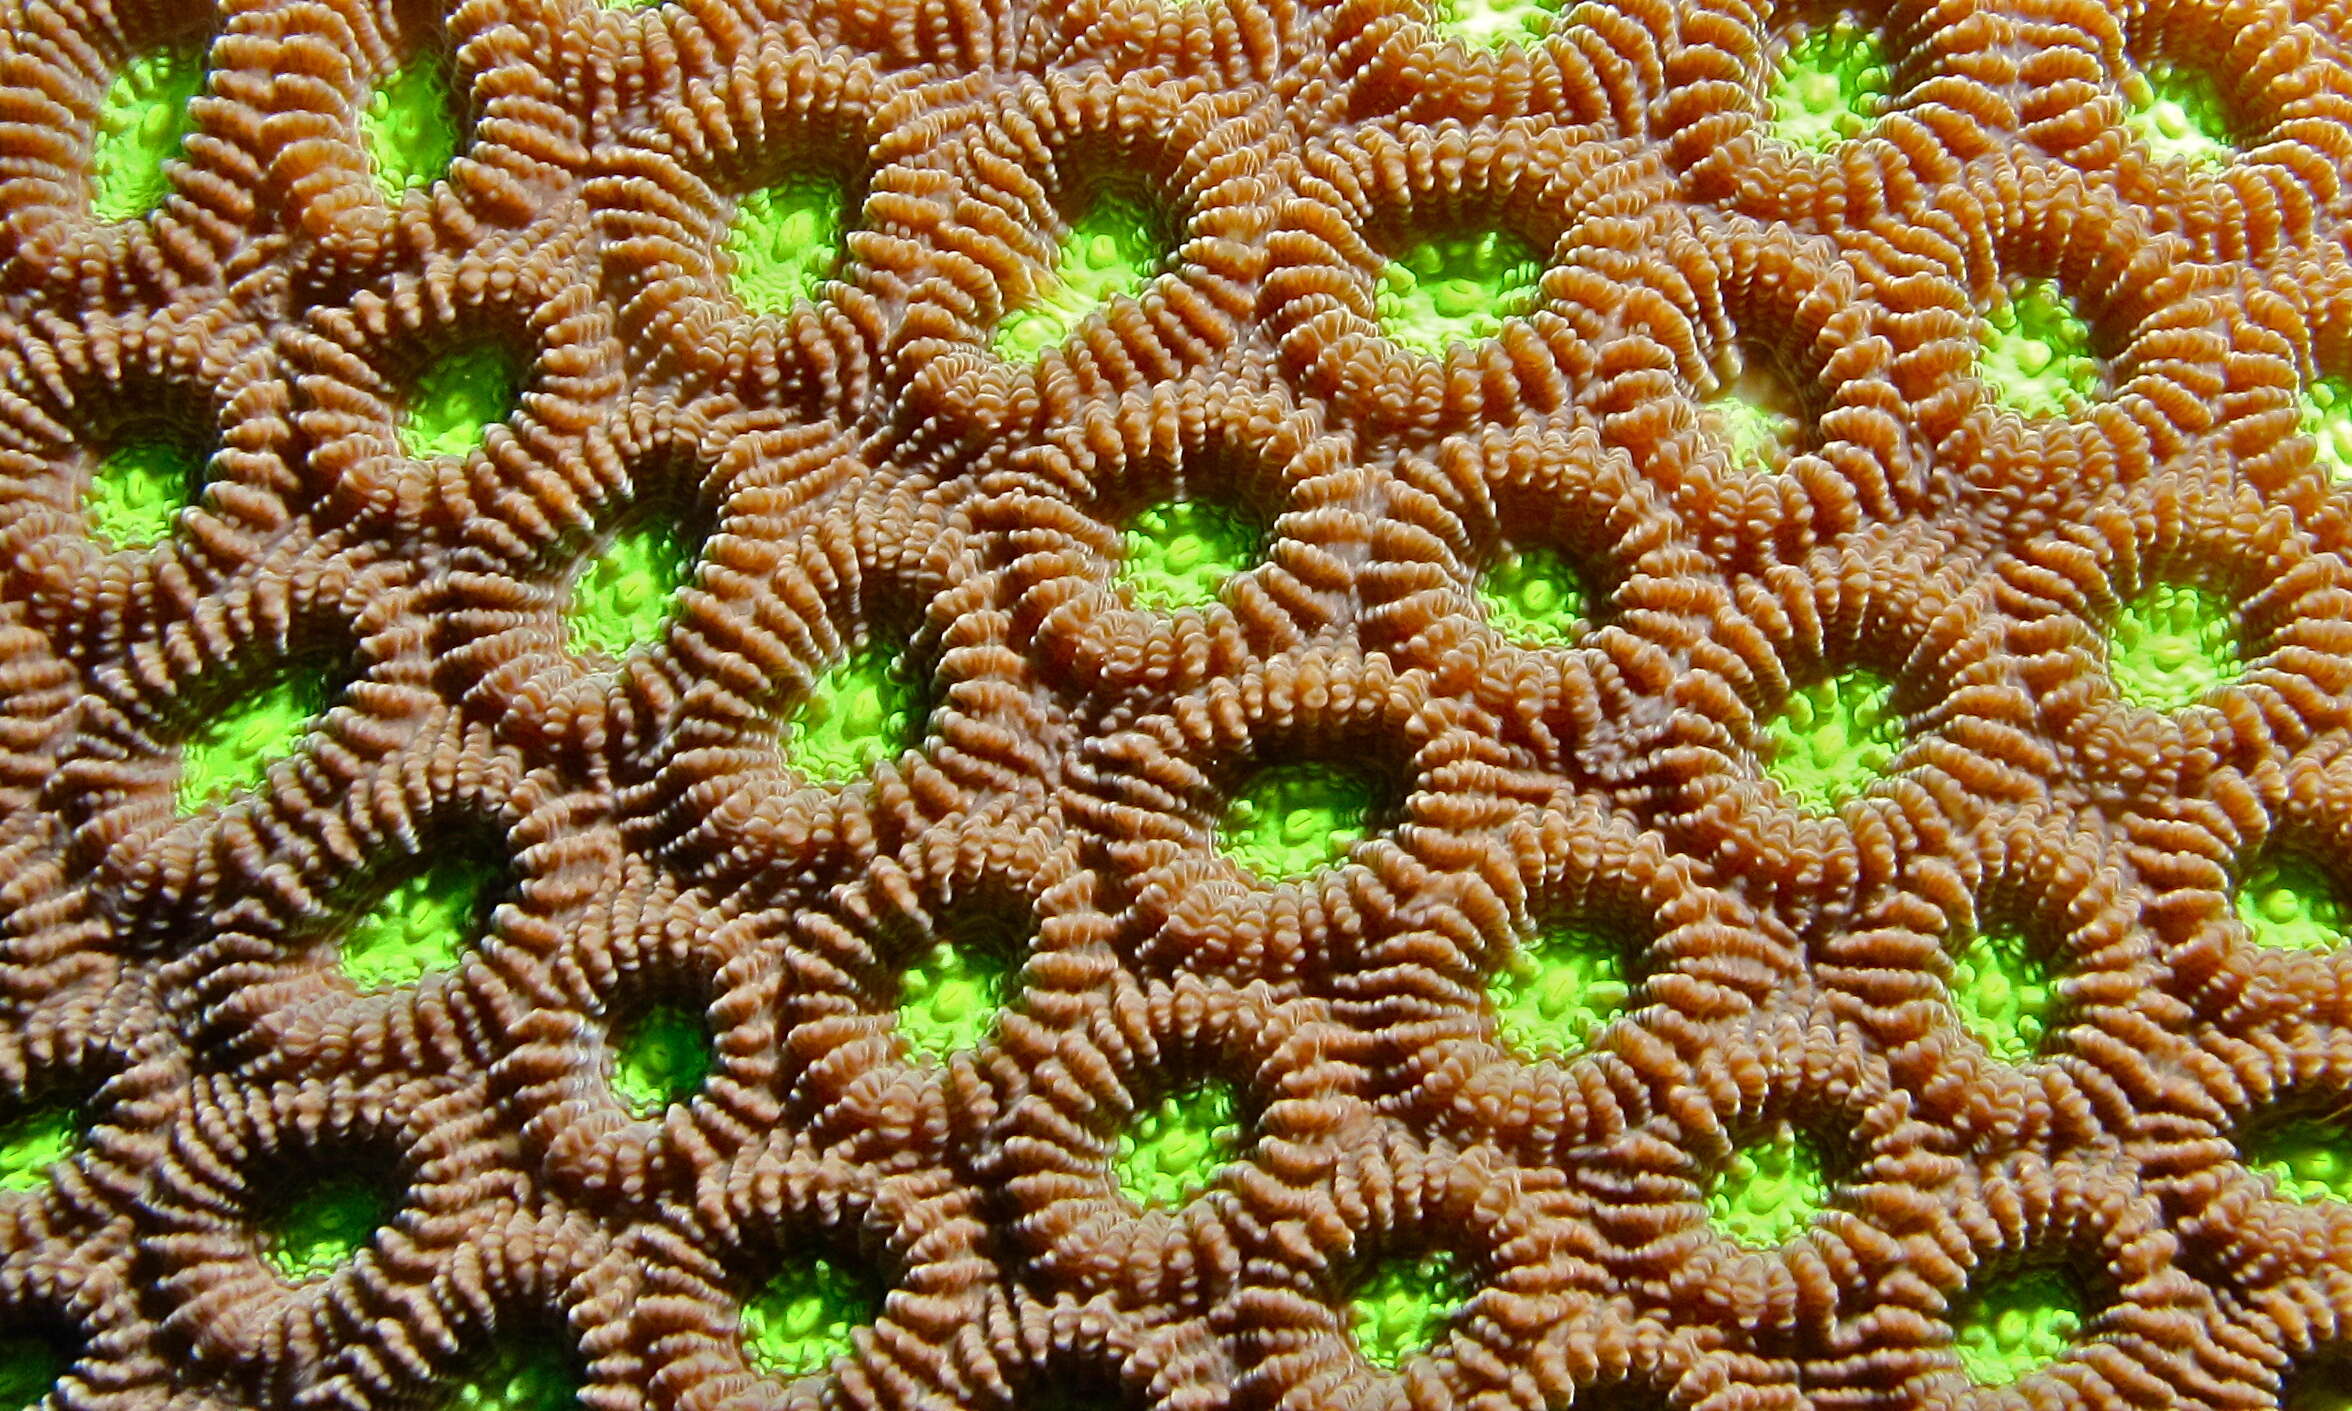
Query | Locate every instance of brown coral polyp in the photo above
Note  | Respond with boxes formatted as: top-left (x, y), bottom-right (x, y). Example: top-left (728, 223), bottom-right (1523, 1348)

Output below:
top-left (617, 1135), bottom-right (1008, 1411)
top-left (885, 73), bottom-right (1276, 440)
top-left (142, 1074), bottom-right (525, 1392)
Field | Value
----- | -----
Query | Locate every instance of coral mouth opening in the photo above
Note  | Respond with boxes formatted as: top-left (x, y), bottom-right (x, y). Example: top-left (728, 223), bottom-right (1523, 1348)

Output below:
top-left (2106, 582), bottom-right (2241, 712)
top-left (741, 1255), bottom-right (881, 1383)
top-left (2124, 59), bottom-right (2235, 168)
top-left (1952, 1265), bottom-right (2089, 1387)
top-left (1762, 668), bottom-right (1902, 812)
top-left (2236, 854), bottom-right (2349, 955)
top-left (263, 1171), bottom-right (395, 1282)
top-left (440, 1340), bottom-right (579, 1411)
top-left (0, 1105), bottom-right (80, 1196)
top-left (90, 42), bottom-right (204, 222)
top-left (1489, 924), bottom-right (1636, 1060)
top-left (726, 174), bottom-right (850, 316)
top-left (994, 184), bottom-right (1172, 362)
top-left (565, 515), bottom-right (697, 661)
top-left (0, 1329), bottom-right (69, 1411)
top-left (87, 426), bottom-right (205, 550)
top-left (1118, 497), bottom-right (1261, 613)
top-left (785, 645), bottom-right (925, 786)
top-left (1479, 543), bottom-right (1588, 647)
top-left (1947, 927), bottom-right (2061, 1063)
top-left (1220, 760), bottom-right (1385, 881)
top-left (895, 933), bottom-right (1014, 1063)
top-left (1349, 1250), bottom-right (1477, 1371)
top-left (177, 668), bottom-right (338, 814)
top-left (1978, 279), bottom-right (2102, 419)
top-left (1375, 226), bottom-right (1545, 357)
top-left (1706, 1122), bottom-right (1830, 1249)
top-left (1428, 0), bottom-right (1562, 48)
top-left (1699, 340), bottom-right (1807, 472)
top-left (1113, 1077), bottom-right (1246, 1208)
top-left (401, 344), bottom-right (522, 462)
top-left (365, 49), bottom-right (464, 199)
top-left (338, 855), bottom-right (501, 991)
top-left (2303, 374), bottom-right (2352, 480)
top-left (1766, 13), bottom-right (1894, 150)
top-left (609, 1001), bottom-right (713, 1118)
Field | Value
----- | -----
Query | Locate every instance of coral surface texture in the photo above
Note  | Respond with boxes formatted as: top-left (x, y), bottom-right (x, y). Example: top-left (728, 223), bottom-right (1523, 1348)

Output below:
top-left (6, 0), bottom-right (2352, 1407)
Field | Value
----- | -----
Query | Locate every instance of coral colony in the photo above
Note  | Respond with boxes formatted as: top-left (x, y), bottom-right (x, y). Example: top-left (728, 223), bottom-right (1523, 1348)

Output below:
top-left (0, 0), bottom-right (2349, 1406)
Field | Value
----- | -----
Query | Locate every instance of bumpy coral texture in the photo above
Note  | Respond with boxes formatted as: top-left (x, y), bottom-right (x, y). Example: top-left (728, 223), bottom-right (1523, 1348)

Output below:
top-left (10, 0), bottom-right (2352, 1407)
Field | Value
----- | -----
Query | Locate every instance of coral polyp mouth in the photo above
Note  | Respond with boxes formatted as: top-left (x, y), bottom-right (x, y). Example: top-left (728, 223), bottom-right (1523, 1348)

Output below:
top-left (1348, 1251), bottom-right (1476, 1371)
top-left (1112, 1078), bottom-right (1246, 1208)
top-left (1706, 1123), bottom-right (1830, 1249)
top-left (1979, 279), bottom-right (2103, 418)
top-left (1952, 1267), bottom-right (2090, 1386)
top-left (86, 431), bottom-right (204, 550)
top-left (90, 42), bottom-right (204, 222)
top-left (1220, 761), bottom-right (1383, 880)
top-left (994, 185), bottom-right (1172, 362)
top-left (1375, 227), bottom-right (1545, 357)
top-left (364, 51), bottom-right (463, 199)
top-left (1767, 14), bottom-right (1895, 150)
top-left (2124, 59), bottom-right (2236, 168)
top-left (726, 175), bottom-right (850, 315)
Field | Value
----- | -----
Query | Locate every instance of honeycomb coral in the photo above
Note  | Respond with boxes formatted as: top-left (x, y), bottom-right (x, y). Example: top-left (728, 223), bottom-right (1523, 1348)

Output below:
top-left (9, 0), bottom-right (2352, 1405)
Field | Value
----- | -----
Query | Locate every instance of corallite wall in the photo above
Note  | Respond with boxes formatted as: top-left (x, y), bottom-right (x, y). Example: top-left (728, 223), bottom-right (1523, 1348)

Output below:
top-left (0, 0), bottom-right (2347, 1407)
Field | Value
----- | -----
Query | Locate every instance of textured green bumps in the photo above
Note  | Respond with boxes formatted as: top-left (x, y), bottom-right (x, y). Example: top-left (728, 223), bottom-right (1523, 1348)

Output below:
top-left (1767, 17), bottom-right (1893, 150)
top-left (786, 648), bottom-right (923, 785)
top-left (178, 673), bottom-right (331, 813)
top-left (1376, 230), bottom-right (1544, 356)
top-left (1479, 545), bottom-right (1586, 647)
top-left (1350, 1251), bottom-right (1475, 1370)
top-left (2107, 583), bottom-right (2240, 712)
top-left (1119, 500), bottom-right (1258, 612)
top-left (610, 1004), bottom-right (711, 1118)
top-left (741, 1257), bottom-right (877, 1382)
top-left (1979, 280), bottom-right (2100, 419)
top-left (996, 191), bottom-right (1167, 361)
top-left (90, 44), bottom-right (204, 221)
top-left (1222, 764), bottom-right (1379, 879)
top-left (0, 1107), bottom-right (76, 1194)
top-left (1707, 1125), bottom-right (1828, 1248)
top-left (896, 936), bottom-right (1014, 1063)
top-left (1114, 1080), bottom-right (1244, 1208)
top-left (265, 1176), bottom-right (389, 1281)
top-left (2237, 856), bottom-right (2349, 954)
top-left (2124, 60), bottom-right (2233, 167)
top-left (364, 53), bottom-right (462, 198)
top-left (1948, 929), bottom-right (2059, 1063)
top-left (725, 177), bottom-right (848, 315)
top-left (1763, 670), bottom-right (1901, 812)
top-left (1952, 1268), bottom-right (2085, 1386)
top-left (566, 520), bottom-right (693, 660)
top-left (1489, 926), bottom-right (1632, 1060)
top-left (87, 435), bottom-right (202, 549)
